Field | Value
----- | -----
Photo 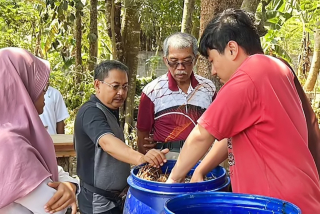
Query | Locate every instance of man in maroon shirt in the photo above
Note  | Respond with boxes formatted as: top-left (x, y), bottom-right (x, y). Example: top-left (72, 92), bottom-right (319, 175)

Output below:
top-left (136, 32), bottom-right (217, 159)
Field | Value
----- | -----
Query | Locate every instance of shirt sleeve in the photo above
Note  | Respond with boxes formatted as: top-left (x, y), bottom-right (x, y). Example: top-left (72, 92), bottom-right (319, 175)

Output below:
top-left (81, 106), bottom-right (113, 146)
top-left (54, 90), bottom-right (70, 122)
top-left (136, 92), bottom-right (155, 132)
top-left (198, 70), bottom-right (261, 140)
top-left (57, 166), bottom-right (80, 195)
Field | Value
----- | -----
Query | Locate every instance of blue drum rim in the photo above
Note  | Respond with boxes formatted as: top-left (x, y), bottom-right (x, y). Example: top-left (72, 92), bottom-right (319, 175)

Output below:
top-left (129, 160), bottom-right (229, 192)
top-left (164, 192), bottom-right (301, 214)
top-left (127, 175), bottom-right (231, 195)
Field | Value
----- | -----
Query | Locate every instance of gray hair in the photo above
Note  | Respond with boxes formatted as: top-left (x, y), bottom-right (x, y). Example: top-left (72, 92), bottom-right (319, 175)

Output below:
top-left (163, 32), bottom-right (198, 57)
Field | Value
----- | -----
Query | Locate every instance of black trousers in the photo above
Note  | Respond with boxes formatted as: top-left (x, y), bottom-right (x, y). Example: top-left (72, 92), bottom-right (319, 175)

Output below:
top-left (78, 186), bottom-right (121, 214)
top-left (155, 140), bottom-right (185, 152)
top-left (80, 207), bottom-right (121, 214)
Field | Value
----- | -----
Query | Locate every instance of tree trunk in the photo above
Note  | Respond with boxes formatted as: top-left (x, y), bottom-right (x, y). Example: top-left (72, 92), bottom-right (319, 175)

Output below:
top-left (122, 0), bottom-right (140, 146)
top-left (31, 20), bottom-right (36, 54)
top-left (106, 0), bottom-right (112, 32)
top-left (241, 0), bottom-right (260, 14)
top-left (105, 0), bottom-right (118, 59)
top-left (297, 26), bottom-right (311, 79)
top-left (240, 0), bottom-right (267, 37)
top-left (35, 28), bottom-right (43, 58)
top-left (181, 0), bottom-right (195, 34)
top-left (304, 25), bottom-right (320, 92)
top-left (35, 16), bottom-right (43, 58)
top-left (88, 0), bottom-right (98, 72)
top-left (114, 1), bottom-right (124, 61)
top-left (190, 0), bottom-right (201, 39)
top-left (197, 0), bottom-right (243, 89)
top-left (75, 2), bottom-right (83, 83)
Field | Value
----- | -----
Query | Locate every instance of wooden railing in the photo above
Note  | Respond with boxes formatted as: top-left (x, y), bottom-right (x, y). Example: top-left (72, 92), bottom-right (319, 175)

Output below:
top-left (51, 134), bottom-right (76, 176)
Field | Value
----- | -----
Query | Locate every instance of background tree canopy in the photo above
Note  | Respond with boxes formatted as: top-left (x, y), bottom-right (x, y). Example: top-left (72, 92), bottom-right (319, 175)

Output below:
top-left (0, 0), bottom-right (319, 145)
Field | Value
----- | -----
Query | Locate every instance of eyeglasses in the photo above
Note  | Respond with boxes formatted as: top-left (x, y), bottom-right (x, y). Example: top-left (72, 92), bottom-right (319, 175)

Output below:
top-left (43, 82), bottom-right (50, 93)
top-left (166, 57), bottom-right (195, 69)
top-left (100, 81), bottom-right (129, 91)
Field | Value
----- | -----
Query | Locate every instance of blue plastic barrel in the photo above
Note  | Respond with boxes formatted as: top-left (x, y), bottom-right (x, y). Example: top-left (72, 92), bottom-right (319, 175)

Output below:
top-left (123, 160), bottom-right (230, 214)
top-left (164, 192), bottom-right (301, 214)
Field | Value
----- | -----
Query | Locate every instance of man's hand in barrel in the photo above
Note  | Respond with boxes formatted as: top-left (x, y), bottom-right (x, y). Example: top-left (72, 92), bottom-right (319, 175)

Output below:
top-left (190, 170), bottom-right (205, 183)
top-left (139, 148), bottom-right (169, 167)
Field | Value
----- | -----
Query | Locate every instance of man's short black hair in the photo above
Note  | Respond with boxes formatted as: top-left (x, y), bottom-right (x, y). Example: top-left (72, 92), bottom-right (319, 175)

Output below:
top-left (94, 60), bottom-right (128, 80)
top-left (199, 8), bottom-right (263, 57)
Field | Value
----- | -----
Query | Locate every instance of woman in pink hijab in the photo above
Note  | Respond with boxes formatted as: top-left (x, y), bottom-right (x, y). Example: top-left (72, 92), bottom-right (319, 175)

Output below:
top-left (0, 48), bottom-right (78, 214)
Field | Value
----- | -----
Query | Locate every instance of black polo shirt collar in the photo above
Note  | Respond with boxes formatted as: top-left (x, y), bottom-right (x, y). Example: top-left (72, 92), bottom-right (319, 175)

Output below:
top-left (90, 94), bottom-right (120, 122)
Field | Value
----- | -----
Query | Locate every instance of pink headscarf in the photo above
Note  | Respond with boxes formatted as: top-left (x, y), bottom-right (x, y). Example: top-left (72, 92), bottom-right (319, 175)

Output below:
top-left (0, 48), bottom-right (59, 208)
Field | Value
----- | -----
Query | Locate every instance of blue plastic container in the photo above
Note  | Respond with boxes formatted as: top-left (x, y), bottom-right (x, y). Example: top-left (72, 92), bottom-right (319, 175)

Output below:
top-left (123, 160), bottom-right (230, 214)
top-left (164, 192), bottom-right (301, 214)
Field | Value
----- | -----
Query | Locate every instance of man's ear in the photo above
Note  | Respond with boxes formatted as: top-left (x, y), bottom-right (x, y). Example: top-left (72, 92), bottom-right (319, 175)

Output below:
top-left (94, 79), bottom-right (101, 93)
top-left (227, 41), bottom-right (239, 60)
top-left (163, 56), bottom-right (167, 65)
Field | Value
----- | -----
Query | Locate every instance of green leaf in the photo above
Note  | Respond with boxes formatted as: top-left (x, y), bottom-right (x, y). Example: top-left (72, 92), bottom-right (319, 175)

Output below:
top-left (69, 13), bottom-right (75, 22)
top-left (43, 13), bottom-right (49, 21)
top-left (54, 1), bottom-right (61, 7)
top-left (62, 1), bottom-right (68, 10)
top-left (273, 0), bottom-right (285, 11)
top-left (52, 39), bottom-right (60, 50)
top-left (63, 22), bottom-right (68, 31)
top-left (75, 1), bottom-right (84, 10)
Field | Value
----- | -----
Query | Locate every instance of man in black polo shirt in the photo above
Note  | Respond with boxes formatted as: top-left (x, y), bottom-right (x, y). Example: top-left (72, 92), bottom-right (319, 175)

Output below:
top-left (74, 60), bottom-right (169, 214)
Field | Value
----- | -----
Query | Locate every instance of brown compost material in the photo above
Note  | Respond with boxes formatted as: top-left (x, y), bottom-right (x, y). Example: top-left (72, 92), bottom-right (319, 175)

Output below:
top-left (136, 165), bottom-right (216, 183)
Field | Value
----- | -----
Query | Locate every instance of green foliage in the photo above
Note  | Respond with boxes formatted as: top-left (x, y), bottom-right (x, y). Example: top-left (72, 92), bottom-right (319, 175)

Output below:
top-left (0, 0), bottom-right (39, 50)
top-left (50, 69), bottom-right (95, 134)
top-left (97, 8), bottom-right (112, 61)
top-left (139, 0), bottom-right (183, 50)
top-left (145, 55), bottom-right (162, 76)
top-left (258, 0), bottom-right (319, 62)
top-left (299, 0), bottom-right (320, 27)
top-left (257, 0), bottom-right (296, 60)
top-left (135, 73), bottom-right (157, 108)
top-left (191, 0), bottom-right (201, 39)
top-left (261, 29), bottom-right (292, 62)
top-left (312, 100), bottom-right (320, 124)
top-left (1, 0), bottom-right (320, 127)
top-left (135, 73), bottom-right (157, 95)
top-left (277, 18), bottom-right (304, 57)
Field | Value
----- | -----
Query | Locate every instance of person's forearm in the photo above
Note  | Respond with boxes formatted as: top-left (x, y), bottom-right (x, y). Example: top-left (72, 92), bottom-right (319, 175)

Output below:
top-left (194, 138), bottom-right (228, 176)
top-left (169, 124), bottom-right (215, 182)
top-left (137, 130), bottom-right (149, 154)
top-left (57, 166), bottom-right (80, 194)
top-left (56, 121), bottom-right (65, 134)
top-left (99, 135), bottom-right (144, 165)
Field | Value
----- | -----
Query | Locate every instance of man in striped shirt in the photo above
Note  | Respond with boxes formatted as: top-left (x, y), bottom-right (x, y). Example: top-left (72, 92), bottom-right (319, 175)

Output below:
top-left (137, 32), bottom-right (216, 159)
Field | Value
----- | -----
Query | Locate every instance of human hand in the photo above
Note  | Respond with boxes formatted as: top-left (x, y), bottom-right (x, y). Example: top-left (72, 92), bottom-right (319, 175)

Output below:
top-left (190, 170), bottom-right (205, 183)
top-left (140, 148), bottom-right (169, 167)
top-left (70, 202), bottom-right (77, 214)
top-left (166, 176), bottom-right (181, 184)
top-left (44, 182), bottom-right (76, 213)
top-left (166, 174), bottom-right (185, 183)
top-left (143, 135), bottom-right (157, 151)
